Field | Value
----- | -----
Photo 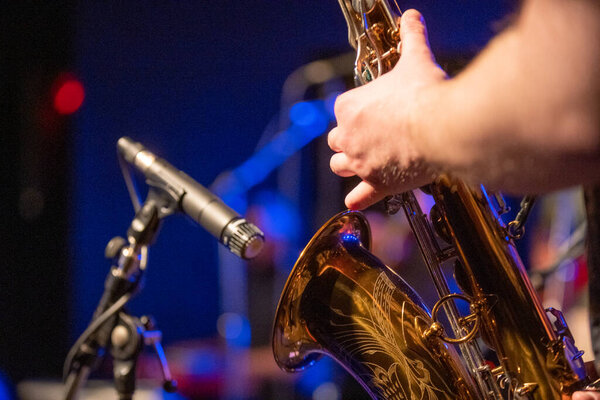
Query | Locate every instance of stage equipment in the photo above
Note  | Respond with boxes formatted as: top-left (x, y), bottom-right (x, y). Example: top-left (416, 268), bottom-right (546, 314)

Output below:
top-left (63, 196), bottom-right (177, 400)
top-left (273, 1), bottom-right (596, 399)
top-left (63, 137), bottom-right (264, 399)
top-left (118, 137), bottom-right (264, 260)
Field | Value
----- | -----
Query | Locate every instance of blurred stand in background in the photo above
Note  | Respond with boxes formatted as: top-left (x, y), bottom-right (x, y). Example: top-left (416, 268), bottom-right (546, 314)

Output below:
top-left (528, 189), bottom-right (593, 361)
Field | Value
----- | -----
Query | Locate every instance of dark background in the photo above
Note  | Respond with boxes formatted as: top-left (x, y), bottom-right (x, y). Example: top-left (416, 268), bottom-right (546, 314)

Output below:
top-left (1, 0), bottom-right (516, 394)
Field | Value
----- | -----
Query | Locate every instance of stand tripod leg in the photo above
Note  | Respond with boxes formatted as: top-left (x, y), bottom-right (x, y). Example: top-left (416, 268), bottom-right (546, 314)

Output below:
top-left (110, 313), bottom-right (143, 400)
top-left (113, 358), bottom-right (137, 400)
top-left (64, 366), bottom-right (91, 400)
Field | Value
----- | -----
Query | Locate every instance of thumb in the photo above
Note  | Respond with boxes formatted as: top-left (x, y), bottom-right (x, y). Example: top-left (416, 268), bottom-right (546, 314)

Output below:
top-left (345, 181), bottom-right (387, 210)
top-left (400, 9), bottom-right (433, 58)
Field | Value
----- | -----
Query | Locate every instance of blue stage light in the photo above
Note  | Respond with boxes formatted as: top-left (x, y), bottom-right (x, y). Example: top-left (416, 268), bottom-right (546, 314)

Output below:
top-left (290, 100), bottom-right (320, 127)
top-left (213, 98), bottom-right (337, 208)
top-left (296, 357), bottom-right (336, 397)
top-left (341, 233), bottom-right (359, 246)
top-left (289, 100), bottom-right (330, 135)
top-left (217, 312), bottom-right (252, 348)
top-left (325, 91), bottom-right (341, 120)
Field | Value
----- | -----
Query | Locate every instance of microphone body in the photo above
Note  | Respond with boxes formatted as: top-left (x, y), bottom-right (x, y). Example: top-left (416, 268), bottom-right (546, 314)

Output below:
top-left (117, 137), bottom-right (264, 259)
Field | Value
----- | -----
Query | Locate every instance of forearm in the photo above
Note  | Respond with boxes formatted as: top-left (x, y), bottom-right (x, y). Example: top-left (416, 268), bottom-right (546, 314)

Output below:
top-left (417, 0), bottom-right (600, 193)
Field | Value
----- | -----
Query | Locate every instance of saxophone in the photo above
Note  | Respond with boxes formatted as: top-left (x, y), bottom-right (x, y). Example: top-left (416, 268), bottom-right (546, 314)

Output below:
top-left (272, 1), bottom-right (590, 399)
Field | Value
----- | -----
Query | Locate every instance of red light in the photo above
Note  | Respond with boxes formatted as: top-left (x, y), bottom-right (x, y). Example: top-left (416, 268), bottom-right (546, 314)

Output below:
top-left (53, 78), bottom-right (85, 115)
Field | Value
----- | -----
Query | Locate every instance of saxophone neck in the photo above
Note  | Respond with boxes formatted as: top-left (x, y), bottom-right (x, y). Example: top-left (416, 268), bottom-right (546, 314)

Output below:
top-left (338, 0), bottom-right (401, 84)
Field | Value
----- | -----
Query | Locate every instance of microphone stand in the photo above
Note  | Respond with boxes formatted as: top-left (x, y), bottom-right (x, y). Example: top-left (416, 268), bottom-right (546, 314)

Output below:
top-left (110, 313), bottom-right (176, 400)
top-left (63, 188), bottom-right (178, 400)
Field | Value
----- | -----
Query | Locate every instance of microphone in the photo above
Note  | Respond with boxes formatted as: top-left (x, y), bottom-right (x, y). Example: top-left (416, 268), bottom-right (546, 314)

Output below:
top-left (117, 137), bottom-right (264, 260)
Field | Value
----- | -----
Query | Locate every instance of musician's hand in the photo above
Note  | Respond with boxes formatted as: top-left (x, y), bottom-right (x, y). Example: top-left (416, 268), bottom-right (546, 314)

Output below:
top-left (573, 392), bottom-right (600, 400)
top-left (328, 9), bottom-right (446, 210)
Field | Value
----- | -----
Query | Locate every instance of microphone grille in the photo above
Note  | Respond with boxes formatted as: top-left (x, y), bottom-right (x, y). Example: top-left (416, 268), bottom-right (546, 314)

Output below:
top-left (223, 219), bottom-right (265, 260)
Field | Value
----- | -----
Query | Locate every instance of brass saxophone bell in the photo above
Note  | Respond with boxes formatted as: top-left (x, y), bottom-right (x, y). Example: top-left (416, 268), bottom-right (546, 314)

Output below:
top-left (272, 211), bottom-right (479, 399)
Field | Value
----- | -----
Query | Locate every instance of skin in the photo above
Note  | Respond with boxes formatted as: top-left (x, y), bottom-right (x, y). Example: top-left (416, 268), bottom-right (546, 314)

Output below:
top-left (328, 1), bottom-right (600, 397)
top-left (574, 393), bottom-right (600, 400)
top-left (328, 1), bottom-right (600, 211)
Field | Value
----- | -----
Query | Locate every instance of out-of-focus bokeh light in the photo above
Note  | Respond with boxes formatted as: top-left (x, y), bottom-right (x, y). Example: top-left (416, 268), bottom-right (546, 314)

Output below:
top-left (297, 357), bottom-right (336, 397)
top-left (212, 99), bottom-right (335, 202)
top-left (53, 77), bottom-right (85, 115)
top-left (312, 381), bottom-right (341, 400)
top-left (289, 100), bottom-right (329, 134)
top-left (216, 312), bottom-right (251, 348)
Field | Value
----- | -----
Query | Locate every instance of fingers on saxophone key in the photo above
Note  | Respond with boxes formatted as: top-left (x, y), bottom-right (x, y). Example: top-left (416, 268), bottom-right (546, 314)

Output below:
top-left (330, 152), bottom-right (355, 177)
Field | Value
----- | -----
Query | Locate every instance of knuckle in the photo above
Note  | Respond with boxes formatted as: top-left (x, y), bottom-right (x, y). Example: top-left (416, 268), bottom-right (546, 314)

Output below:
top-left (329, 153), bottom-right (338, 171)
top-left (328, 127), bottom-right (347, 151)
top-left (333, 93), bottom-right (347, 118)
top-left (334, 91), bottom-right (356, 122)
top-left (327, 128), bottom-right (336, 148)
top-left (330, 152), bottom-right (345, 174)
